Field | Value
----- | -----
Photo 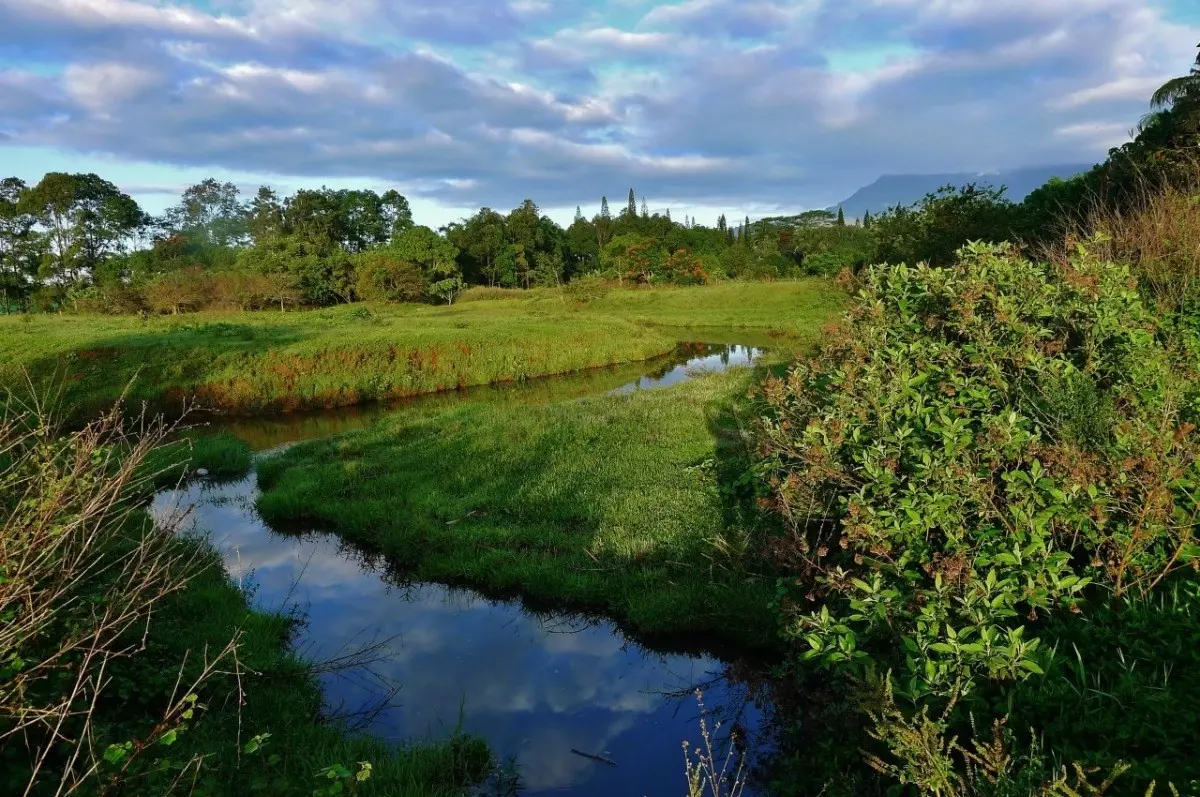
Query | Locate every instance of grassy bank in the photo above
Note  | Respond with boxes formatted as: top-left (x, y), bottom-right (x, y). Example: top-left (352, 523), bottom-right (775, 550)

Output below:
top-left (109, 535), bottom-right (492, 797)
top-left (0, 280), bottom-right (840, 417)
top-left (2, 410), bottom-right (490, 796)
top-left (255, 366), bottom-right (780, 648)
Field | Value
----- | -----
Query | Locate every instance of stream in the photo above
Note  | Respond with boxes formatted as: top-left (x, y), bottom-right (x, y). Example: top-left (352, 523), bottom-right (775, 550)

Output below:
top-left (152, 342), bottom-right (781, 796)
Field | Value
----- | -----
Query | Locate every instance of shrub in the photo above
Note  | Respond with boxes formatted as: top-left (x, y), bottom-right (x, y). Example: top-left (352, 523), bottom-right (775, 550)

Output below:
top-left (352, 250), bottom-right (427, 303)
top-left (660, 248), bottom-right (710, 285)
top-left (74, 281), bottom-right (148, 315)
top-left (456, 286), bottom-right (526, 302)
top-left (561, 273), bottom-right (613, 303)
top-left (143, 266), bottom-right (213, 314)
top-left (759, 242), bottom-right (1200, 787)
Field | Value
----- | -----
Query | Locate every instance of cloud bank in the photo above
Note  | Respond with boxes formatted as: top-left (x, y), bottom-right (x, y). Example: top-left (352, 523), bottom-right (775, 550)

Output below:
top-left (0, 0), bottom-right (1196, 215)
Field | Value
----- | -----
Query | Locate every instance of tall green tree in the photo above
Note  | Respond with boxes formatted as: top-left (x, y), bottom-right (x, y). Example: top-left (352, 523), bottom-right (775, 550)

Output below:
top-left (25, 172), bottom-right (145, 284)
top-left (390, 225), bottom-right (461, 284)
top-left (164, 179), bottom-right (246, 246)
top-left (0, 178), bottom-right (41, 312)
top-left (381, 190), bottom-right (414, 240)
top-left (336, 189), bottom-right (391, 253)
top-left (626, 188), bottom-right (637, 219)
top-left (282, 189), bottom-right (344, 254)
top-left (566, 212), bottom-right (598, 276)
top-left (452, 208), bottom-right (507, 285)
top-left (507, 199), bottom-right (543, 253)
top-left (249, 187), bottom-right (284, 245)
top-left (836, 207), bottom-right (846, 226)
top-left (596, 197), bottom-right (613, 250)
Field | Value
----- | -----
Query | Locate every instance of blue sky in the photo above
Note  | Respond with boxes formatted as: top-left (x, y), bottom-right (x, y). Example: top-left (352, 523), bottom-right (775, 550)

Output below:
top-left (0, 0), bottom-right (1197, 228)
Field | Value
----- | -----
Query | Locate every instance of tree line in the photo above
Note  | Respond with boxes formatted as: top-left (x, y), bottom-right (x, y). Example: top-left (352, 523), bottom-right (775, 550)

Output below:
top-left (0, 176), bottom-right (871, 315)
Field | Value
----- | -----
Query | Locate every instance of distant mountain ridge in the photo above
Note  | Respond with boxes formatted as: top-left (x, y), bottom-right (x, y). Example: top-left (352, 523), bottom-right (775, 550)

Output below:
top-left (830, 164), bottom-right (1096, 219)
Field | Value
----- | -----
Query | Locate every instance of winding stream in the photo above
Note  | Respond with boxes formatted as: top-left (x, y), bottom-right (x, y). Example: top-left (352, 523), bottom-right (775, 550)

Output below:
top-left (152, 342), bottom-right (780, 796)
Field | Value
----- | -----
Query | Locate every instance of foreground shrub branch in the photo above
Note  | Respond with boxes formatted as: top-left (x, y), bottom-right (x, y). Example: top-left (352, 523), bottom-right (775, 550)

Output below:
top-left (0, 399), bottom-right (224, 793)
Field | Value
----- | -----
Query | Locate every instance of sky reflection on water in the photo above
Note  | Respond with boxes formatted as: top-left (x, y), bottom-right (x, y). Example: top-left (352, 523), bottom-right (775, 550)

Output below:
top-left (152, 343), bottom-right (774, 795)
top-left (154, 478), bottom-right (768, 795)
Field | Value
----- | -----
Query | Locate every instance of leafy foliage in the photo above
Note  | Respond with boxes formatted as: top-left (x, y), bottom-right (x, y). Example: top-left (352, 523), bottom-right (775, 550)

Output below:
top-left (872, 184), bottom-right (1021, 268)
top-left (759, 242), bottom-right (1200, 788)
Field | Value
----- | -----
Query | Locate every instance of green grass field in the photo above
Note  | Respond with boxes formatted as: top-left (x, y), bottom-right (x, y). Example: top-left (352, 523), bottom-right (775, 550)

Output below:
top-left (0, 280), bottom-right (841, 417)
top-left (254, 367), bottom-right (781, 648)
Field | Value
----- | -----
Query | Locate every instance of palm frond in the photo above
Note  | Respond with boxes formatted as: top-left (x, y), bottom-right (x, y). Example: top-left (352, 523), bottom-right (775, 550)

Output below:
top-left (1151, 75), bottom-right (1200, 109)
top-left (1135, 109), bottom-right (1171, 136)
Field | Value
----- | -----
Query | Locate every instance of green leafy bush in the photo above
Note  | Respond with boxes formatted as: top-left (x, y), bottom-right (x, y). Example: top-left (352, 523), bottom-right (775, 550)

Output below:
top-left (872, 184), bottom-right (1021, 268)
top-left (759, 241), bottom-right (1200, 788)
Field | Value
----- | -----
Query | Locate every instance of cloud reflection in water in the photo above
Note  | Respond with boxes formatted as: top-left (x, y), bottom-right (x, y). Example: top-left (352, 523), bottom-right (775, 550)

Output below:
top-left (154, 474), bottom-right (768, 795)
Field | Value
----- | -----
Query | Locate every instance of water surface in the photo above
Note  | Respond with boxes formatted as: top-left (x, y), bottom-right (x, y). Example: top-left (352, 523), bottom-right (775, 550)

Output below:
top-left (154, 342), bottom-right (777, 795)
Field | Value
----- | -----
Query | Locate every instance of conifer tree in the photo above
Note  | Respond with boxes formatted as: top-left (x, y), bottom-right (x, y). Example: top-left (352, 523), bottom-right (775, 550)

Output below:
top-left (600, 196), bottom-right (611, 220)
top-left (743, 215), bottom-right (751, 244)
top-left (717, 214), bottom-right (727, 232)
top-left (665, 208), bottom-right (672, 222)
top-left (575, 206), bottom-right (584, 223)
top-left (640, 197), bottom-right (649, 218)
top-left (627, 188), bottom-right (637, 218)
top-left (836, 207), bottom-right (845, 226)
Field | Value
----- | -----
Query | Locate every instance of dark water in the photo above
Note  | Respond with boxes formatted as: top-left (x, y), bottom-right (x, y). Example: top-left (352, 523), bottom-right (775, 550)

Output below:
top-left (152, 343), bottom-right (777, 796)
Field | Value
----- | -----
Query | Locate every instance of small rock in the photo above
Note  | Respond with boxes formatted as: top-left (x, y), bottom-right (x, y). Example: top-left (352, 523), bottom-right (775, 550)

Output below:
top-left (194, 468), bottom-right (209, 477)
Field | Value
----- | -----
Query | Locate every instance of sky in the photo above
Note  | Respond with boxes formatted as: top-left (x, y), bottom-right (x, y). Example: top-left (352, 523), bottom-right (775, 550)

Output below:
top-left (0, 0), bottom-right (1197, 229)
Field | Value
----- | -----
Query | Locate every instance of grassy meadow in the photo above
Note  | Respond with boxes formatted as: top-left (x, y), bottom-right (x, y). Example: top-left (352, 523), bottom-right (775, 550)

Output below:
top-left (254, 366), bottom-right (781, 647)
top-left (0, 279), bottom-right (840, 417)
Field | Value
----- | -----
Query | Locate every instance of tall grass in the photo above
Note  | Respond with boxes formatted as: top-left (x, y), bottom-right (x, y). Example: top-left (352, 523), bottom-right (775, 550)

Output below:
top-left (0, 281), bottom-right (841, 417)
top-left (1041, 172), bottom-right (1200, 312)
top-left (454, 286), bottom-right (528, 302)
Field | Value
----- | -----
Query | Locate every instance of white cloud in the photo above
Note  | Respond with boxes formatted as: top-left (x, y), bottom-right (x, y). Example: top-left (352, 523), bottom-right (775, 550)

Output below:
top-left (1050, 75), bottom-right (1172, 109)
top-left (0, 0), bottom-right (1197, 210)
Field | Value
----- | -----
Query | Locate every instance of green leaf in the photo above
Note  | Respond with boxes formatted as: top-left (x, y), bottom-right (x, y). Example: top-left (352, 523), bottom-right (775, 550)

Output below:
top-left (103, 744), bottom-right (129, 765)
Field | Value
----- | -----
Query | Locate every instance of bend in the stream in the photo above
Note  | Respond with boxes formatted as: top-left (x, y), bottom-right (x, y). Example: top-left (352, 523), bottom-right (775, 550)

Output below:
top-left (153, 340), bottom-right (787, 796)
